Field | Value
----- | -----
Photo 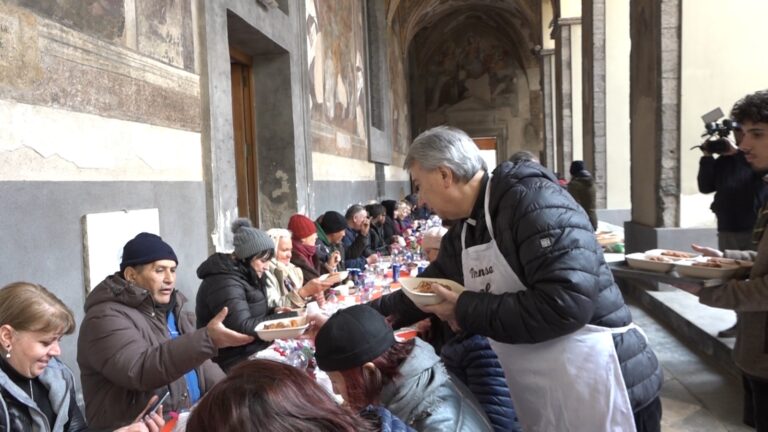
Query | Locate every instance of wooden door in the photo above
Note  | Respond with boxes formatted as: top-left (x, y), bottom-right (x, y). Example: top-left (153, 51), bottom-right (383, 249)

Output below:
top-left (230, 51), bottom-right (259, 223)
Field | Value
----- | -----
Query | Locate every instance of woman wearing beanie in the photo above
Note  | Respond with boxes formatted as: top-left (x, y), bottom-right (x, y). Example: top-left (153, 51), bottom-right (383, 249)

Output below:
top-left (196, 218), bottom-right (297, 371)
top-left (314, 305), bottom-right (492, 432)
top-left (287, 214), bottom-right (341, 301)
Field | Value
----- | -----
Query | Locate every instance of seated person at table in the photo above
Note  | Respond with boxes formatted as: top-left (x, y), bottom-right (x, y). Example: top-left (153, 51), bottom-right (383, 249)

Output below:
top-left (366, 203), bottom-right (391, 253)
top-left (78, 233), bottom-right (250, 429)
top-left (315, 210), bottom-right (347, 273)
top-left (265, 228), bottom-right (331, 308)
top-left (314, 305), bottom-right (492, 432)
top-left (196, 219), bottom-right (296, 372)
top-left (1, 282), bottom-right (165, 432)
top-left (288, 214), bottom-right (341, 294)
top-left (343, 205), bottom-right (379, 269)
top-left (186, 359), bottom-right (413, 432)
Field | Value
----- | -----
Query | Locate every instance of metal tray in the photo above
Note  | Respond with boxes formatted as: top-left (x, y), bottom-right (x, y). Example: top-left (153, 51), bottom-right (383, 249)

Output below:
top-left (609, 262), bottom-right (727, 288)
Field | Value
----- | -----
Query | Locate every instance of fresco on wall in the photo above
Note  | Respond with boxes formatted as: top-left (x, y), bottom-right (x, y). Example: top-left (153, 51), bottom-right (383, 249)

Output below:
top-left (136, 0), bottom-right (195, 71)
top-left (306, 0), bottom-right (367, 152)
top-left (425, 31), bottom-right (518, 112)
top-left (7, 0), bottom-right (125, 42)
top-left (387, 18), bottom-right (409, 156)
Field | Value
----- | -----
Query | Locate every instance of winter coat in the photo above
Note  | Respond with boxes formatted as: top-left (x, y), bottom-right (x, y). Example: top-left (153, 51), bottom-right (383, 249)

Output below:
top-left (380, 339), bottom-right (492, 432)
top-left (196, 253), bottom-right (292, 371)
top-left (360, 405), bottom-right (415, 432)
top-left (440, 335), bottom-right (519, 432)
top-left (697, 153), bottom-right (767, 232)
top-left (566, 174), bottom-right (598, 230)
top-left (78, 274), bottom-right (225, 430)
top-left (371, 161), bottom-right (663, 413)
top-left (343, 227), bottom-right (370, 269)
top-left (264, 259), bottom-right (305, 309)
top-left (0, 358), bottom-right (86, 432)
top-left (702, 215), bottom-right (768, 379)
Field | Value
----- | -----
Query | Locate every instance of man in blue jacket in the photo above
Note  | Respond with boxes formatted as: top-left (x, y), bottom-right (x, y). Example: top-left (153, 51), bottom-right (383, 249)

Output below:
top-left (371, 126), bottom-right (663, 432)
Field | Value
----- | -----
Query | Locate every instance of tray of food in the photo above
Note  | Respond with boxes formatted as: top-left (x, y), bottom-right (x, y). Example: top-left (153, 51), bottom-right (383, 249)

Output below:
top-left (255, 316), bottom-right (308, 341)
top-left (400, 278), bottom-right (465, 306)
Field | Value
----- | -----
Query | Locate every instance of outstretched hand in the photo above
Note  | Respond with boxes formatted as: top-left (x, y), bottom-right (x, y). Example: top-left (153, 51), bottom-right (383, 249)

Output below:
top-left (691, 243), bottom-right (723, 258)
top-left (206, 307), bottom-right (255, 348)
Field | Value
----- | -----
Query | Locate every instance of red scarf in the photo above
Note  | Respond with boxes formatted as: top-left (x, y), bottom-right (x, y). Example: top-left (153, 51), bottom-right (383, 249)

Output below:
top-left (292, 238), bottom-right (317, 267)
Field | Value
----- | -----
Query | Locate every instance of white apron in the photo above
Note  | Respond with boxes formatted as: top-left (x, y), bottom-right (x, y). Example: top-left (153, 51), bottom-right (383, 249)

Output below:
top-left (460, 175), bottom-right (637, 432)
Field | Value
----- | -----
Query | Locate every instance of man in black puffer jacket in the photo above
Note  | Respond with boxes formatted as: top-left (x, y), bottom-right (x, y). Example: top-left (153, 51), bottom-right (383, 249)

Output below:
top-left (371, 126), bottom-right (662, 431)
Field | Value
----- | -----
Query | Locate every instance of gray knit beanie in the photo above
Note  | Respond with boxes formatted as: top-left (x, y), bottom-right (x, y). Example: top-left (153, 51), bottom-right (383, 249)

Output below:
top-left (231, 218), bottom-right (274, 260)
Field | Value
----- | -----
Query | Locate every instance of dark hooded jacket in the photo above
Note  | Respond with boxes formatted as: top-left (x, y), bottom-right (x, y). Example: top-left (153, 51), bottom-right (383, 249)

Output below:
top-left (370, 161), bottom-right (662, 413)
top-left (77, 274), bottom-right (225, 430)
top-left (196, 253), bottom-right (292, 371)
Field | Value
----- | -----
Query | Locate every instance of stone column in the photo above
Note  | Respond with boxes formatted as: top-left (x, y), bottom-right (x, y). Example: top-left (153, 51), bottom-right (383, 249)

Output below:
top-left (625, 0), bottom-right (682, 251)
top-left (540, 49), bottom-right (556, 169)
top-left (582, 0), bottom-right (607, 208)
top-left (554, 17), bottom-right (580, 176)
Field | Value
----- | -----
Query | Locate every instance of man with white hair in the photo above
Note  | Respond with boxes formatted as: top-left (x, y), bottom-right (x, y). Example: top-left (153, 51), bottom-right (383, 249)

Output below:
top-left (371, 126), bottom-right (662, 432)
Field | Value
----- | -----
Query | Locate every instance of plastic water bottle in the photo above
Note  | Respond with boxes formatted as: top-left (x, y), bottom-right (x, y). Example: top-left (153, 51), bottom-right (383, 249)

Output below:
top-left (392, 263), bottom-right (401, 282)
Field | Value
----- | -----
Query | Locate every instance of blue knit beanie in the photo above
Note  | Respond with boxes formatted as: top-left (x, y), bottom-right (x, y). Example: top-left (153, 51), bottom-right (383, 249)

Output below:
top-left (120, 233), bottom-right (178, 271)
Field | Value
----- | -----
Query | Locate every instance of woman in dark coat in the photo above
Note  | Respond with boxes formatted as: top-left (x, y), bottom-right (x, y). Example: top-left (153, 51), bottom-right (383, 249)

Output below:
top-left (196, 218), bottom-right (296, 371)
top-left (567, 160), bottom-right (598, 230)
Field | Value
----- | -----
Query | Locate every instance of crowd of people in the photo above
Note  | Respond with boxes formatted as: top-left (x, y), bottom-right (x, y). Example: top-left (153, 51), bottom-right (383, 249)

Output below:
top-left (37, 101), bottom-right (768, 430)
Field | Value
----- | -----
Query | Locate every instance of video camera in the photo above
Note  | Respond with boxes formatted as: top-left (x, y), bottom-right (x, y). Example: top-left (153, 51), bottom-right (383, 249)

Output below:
top-left (690, 107), bottom-right (740, 154)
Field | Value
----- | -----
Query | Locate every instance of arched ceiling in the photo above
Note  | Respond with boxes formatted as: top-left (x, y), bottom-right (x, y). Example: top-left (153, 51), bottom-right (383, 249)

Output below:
top-left (388, 0), bottom-right (540, 56)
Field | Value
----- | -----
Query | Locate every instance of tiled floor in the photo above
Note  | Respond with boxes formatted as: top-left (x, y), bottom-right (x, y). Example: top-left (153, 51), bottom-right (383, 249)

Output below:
top-left (628, 300), bottom-right (752, 432)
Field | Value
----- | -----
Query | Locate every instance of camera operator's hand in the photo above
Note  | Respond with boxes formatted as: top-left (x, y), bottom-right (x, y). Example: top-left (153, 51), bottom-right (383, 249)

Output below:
top-left (722, 137), bottom-right (739, 156)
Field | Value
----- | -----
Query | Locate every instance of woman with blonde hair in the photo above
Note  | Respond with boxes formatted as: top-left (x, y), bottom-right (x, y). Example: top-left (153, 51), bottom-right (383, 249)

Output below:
top-left (0, 282), bottom-right (164, 431)
top-left (265, 228), bottom-right (308, 308)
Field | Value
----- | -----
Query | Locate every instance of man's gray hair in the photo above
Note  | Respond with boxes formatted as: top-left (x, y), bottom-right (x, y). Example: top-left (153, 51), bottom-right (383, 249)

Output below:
top-left (404, 126), bottom-right (487, 183)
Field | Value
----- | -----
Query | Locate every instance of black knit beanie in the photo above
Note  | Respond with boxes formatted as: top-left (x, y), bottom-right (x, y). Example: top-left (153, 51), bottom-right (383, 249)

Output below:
top-left (120, 233), bottom-right (178, 272)
top-left (315, 305), bottom-right (396, 372)
top-left (319, 211), bottom-right (347, 234)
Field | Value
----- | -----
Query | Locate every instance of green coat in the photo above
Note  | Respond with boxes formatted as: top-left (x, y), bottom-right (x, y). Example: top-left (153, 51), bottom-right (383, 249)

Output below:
top-left (567, 176), bottom-right (598, 230)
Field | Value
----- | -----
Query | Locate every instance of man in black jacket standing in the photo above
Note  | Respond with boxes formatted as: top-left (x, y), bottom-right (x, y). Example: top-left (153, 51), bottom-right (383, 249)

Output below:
top-left (371, 126), bottom-right (663, 431)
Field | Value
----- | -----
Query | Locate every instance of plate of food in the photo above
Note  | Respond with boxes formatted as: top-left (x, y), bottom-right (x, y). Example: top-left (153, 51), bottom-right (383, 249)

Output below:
top-left (624, 252), bottom-right (677, 273)
top-left (255, 316), bottom-right (308, 341)
top-left (644, 249), bottom-right (698, 260)
top-left (399, 278), bottom-right (465, 306)
top-left (318, 271), bottom-right (348, 283)
top-left (674, 259), bottom-right (740, 279)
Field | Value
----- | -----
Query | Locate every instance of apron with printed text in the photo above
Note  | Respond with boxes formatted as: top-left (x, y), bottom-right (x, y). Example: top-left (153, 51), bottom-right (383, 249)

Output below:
top-left (460, 174), bottom-right (636, 432)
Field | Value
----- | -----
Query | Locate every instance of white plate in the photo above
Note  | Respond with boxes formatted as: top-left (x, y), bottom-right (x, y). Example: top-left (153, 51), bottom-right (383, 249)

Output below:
top-left (400, 278), bottom-right (465, 306)
top-left (625, 253), bottom-right (676, 273)
top-left (674, 260), bottom-right (740, 279)
top-left (255, 316), bottom-right (308, 341)
top-left (318, 271), bottom-right (348, 282)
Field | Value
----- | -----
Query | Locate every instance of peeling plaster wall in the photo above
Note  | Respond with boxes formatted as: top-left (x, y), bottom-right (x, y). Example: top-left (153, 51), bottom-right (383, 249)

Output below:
top-left (0, 1), bottom-right (206, 382)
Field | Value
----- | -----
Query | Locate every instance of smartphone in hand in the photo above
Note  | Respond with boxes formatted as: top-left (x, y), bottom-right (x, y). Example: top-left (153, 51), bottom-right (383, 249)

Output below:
top-left (139, 391), bottom-right (170, 418)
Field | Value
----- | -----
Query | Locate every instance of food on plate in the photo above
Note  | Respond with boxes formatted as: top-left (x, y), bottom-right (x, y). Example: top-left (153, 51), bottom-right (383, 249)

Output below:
top-left (414, 281), bottom-right (435, 293)
top-left (645, 255), bottom-right (673, 263)
top-left (660, 250), bottom-right (694, 258)
top-left (263, 319), bottom-right (300, 330)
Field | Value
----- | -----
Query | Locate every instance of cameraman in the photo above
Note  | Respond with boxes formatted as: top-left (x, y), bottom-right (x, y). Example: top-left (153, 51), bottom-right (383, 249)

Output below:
top-left (697, 122), bottom-right (768, 337)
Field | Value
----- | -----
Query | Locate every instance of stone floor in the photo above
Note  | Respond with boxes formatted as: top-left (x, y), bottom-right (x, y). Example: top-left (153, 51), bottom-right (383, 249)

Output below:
top-left (628, 298), bottom-right (751, 431)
